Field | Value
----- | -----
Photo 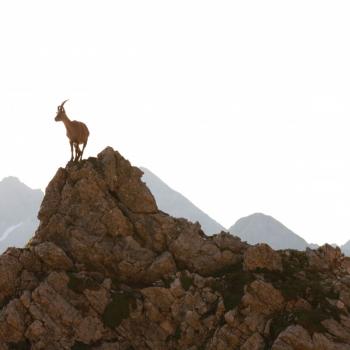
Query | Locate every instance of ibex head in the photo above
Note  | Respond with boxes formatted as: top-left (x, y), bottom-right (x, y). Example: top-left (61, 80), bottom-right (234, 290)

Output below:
top-left (55, 100), bottom-right (69, 121)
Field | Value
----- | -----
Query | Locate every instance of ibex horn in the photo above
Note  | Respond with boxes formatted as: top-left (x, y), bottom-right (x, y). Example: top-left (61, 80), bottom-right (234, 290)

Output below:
top-left (60, 99), bottom-right (69, 108)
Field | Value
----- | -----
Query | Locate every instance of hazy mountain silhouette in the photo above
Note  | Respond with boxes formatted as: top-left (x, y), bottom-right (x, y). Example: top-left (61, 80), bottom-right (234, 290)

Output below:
top-left (229, 213), bottom-right (309, 250)
top-left (0, 176), bottom-right (43, 253)
top-left (1, 173), bottom-right (348, 258)
top-left (141, 167), bottom-right (225, 235)
top-left (341, 240), bottom-right (350, 256)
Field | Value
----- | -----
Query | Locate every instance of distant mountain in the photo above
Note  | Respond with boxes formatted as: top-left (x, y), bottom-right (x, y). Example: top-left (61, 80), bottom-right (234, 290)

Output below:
top-left (141, 168), bottom-right (225, 235)
top-left (0, 177), bottom-right (43, 253)
top-left (229, 213), bottom-right (308, 250)
top-left (342, 240), bottom-right (350, 256)
top-left (2, 147), bottom-right (350, 349)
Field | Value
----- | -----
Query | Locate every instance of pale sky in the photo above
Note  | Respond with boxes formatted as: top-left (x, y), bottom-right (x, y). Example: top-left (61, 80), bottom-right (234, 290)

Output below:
top-left (1, 1), bottom-right (350, 245)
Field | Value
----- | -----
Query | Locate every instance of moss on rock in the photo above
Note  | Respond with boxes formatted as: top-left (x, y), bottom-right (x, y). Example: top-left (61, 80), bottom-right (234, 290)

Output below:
top-left (102, 292), bottom-right (135, 328)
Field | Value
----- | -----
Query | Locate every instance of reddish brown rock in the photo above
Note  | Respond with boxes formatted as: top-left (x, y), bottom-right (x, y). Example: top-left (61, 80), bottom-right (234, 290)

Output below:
top-left (307, 244), bottom-right (343, 271)
top-left (0, 253), bottom-right (23, 304)
top-left (243, 243), bottom-right (283, 272)
top-left (271, 325), bottom-right (313, 350)
top-left (242, 280), bottom-right (284, 315)
top-left (34, 242), bottom-right (73, 270)
top-left (0, 147), bottom-right (348, 349)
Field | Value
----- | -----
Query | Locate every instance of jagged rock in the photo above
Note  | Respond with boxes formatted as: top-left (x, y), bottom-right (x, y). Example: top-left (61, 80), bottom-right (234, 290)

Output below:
top-left (322, 318), bottom-right (350, 343)
top-left (147, 251), bottom-right (177, 281)
top-left (0, 147), bottom-right (349, 349)
top-left (83, 282), bottom-right (110, 314)
top-left (169, 227), bottom-right (245, 275)
top-left (0, 299), bottom-right (27, 343)
top-left (25, 320), bottom-right (46, 341)
top-left (242, 280), bottom-right (284, 315)
top-left (341, 257), bottom-right (350, 274)
top-left (98, 147), bottom-right (158, 214)
top-left (307, 244), bottom-right (343, 271)
top-left (0, 252), bottom-right (23, 304)
top-left (241, 332), bottom-right (265, 350)
top-left (76, 316), bottom-right (104, 343)
top-left (243, 243), bottom-right (283, 272)
top-left (34, 242), bottom-right (73, 270)
top-left (271, 325), bottom-right (314, 349)
top-left (313, 332), bottom-right (350, 350)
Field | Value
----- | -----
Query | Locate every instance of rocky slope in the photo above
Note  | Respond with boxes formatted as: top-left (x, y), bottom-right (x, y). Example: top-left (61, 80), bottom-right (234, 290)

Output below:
top-left (0, 148), bottom-right (350, 349)
top-left (230, 213), bottom-right (309, 251)
top-left (141, 167), bottom-right (225, 235)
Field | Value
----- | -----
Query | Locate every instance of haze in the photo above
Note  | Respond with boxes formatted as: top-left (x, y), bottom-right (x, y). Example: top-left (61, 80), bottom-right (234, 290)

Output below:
top-left (1, 1), bottom-right (350, 246)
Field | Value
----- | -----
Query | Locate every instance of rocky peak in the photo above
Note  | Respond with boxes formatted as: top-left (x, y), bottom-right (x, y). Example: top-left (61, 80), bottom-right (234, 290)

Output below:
top-left (0, 147), bottom-right (350, 349)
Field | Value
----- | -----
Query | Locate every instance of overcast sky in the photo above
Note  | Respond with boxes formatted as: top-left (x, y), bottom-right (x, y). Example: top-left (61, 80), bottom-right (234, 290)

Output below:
top-left (1, 1), bottom-right (350, 245)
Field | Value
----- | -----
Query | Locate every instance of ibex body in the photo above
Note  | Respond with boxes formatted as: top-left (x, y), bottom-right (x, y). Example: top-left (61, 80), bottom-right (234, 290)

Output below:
top-left (55, 100), bottom-right (90, 162)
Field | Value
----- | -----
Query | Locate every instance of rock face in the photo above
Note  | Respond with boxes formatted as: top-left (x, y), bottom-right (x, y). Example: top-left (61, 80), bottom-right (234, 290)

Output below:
top-left (0, 147), bottom-right (350, 349)
top-left (243, 243), bottom-right (283, 272)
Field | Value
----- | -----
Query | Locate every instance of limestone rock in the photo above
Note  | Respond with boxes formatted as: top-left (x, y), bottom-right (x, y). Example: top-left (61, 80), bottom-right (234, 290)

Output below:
top-left (242, 280), bottom-right (284, 315)
top-left (0, 147), bottom-right (349, 349)
top-left (169, 226), bottom-right (245, 275)
top-left (307, 244), bottom-right (343, 271)
top-left (98, 147), bottom-right (158, 214)
top-left (0, 252), bottom-right (23, 304)
top-left (241, 332), bottom-right (265, 350)
top-left (244, 243), bottom-right (283, 272)
top-left (271, 325), bottom-right (313, 350)
top-left (34, 242), bottom-right (73, 270)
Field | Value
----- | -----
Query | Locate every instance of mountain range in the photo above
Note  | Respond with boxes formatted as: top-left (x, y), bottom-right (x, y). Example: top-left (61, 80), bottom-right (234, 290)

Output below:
top-left (0, 147), bottom-right (349, 349)
top-left (141, 167), bottom-right (225, 235)
top-left (1, 168), bottom-right (349, 256)
top-left (0, 176), bottom-right (43, 253)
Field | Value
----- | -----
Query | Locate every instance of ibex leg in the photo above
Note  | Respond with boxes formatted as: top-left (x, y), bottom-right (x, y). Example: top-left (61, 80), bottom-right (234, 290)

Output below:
top-left (80, 142), bottom-right (87, 161)
top-left (74, 143), bottom-right (81, 162)
top-left (70, 141), bottom-right (74, 162)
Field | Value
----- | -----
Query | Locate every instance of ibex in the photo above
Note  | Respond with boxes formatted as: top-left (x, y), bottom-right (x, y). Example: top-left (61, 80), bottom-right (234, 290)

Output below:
top-left (55, 100), bottom-right (90, 162)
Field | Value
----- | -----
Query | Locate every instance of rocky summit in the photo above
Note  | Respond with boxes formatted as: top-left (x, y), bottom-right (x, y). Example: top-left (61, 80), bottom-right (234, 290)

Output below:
top-left (0, 148), bottom-right (350, 349)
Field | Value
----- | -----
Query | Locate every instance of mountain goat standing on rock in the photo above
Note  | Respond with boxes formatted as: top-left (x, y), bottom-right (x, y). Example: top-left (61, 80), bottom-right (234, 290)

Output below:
top-left (54, 100), bottom-right (90, 162)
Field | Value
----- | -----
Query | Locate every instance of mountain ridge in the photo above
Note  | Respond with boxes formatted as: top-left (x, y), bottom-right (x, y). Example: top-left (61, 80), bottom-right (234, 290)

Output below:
top-left (0, 147), bottom-right (349, 349)
top-left (0, 176), bottom-right (43, 253)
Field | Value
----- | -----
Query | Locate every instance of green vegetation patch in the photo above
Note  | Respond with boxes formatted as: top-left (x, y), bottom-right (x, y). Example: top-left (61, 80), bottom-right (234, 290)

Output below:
top-left (71, 342), bottom-right (91, 350)
top-left (282, 250), bottom-right (308, 275)
top-left (294, 309), bottom-right (328, 333)
top-left (180, 272), bottom-right (193, 291)
top-left (8, 341), bottom-right (30, 350)
top-left (261, 269), bottom-right (310, 300)
top-left (102, 292), bottom-right (136, 328)
top-left (0, 296), bottom-right (11, 310)
top-left (269, 312), bottom-right (294, 342)
top-left (257, 250), bottom-right (339, 305)
top-left (268, 306), bottom-right (335, 346)
top-left (67, 272), bottom-right (100, 293)
top-left (174, 325), bottom-right (182, 340)
top-left (211, 263), bottom-right (253, 310)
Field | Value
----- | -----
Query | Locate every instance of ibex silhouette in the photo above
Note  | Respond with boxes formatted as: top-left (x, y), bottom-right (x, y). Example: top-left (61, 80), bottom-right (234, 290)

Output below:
top-left (55, 100), bottom-right (90, 162)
